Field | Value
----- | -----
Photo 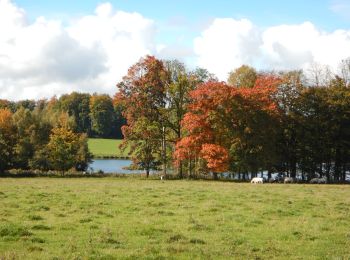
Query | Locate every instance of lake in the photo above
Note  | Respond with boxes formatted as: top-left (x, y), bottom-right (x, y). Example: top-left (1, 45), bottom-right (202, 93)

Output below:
top-left (89, 159), bottom-right (161, 174)
top-left (89, 159), bottom-right (137, 174)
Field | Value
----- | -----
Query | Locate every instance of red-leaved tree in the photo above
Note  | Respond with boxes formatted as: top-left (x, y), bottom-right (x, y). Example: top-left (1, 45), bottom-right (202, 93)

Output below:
top-left (174, 76), bottom-right (280, 179)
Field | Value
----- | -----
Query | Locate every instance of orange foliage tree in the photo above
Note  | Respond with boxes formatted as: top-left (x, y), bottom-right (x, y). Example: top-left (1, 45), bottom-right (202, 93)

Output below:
top-left (0, 109), bottom-right (17, 172)
top-left (115, 56), bottom-right (168, 177)
top-left (174, 76), bottom-right (280, 178)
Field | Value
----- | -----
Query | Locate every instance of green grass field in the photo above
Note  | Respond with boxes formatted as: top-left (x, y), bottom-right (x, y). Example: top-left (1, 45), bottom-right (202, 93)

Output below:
top-left (0, 178), bottom-right (349, 259)
top-left (88, 138), bottom-right (130, 158)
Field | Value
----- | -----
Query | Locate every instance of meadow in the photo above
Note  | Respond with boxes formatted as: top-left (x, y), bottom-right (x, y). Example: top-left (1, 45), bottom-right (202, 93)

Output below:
top-left (88, 139), bottom-right (129, 158)
top-left (0, 178), bottom-right (349, 259)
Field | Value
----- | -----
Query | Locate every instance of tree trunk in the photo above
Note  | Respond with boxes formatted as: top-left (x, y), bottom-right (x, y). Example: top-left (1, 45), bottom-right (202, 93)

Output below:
top-left (334, 148), bottom-right (341, 182)
top-left (291, 161), bottom-right (297, 178)
top-left (341, 165), bottom-right (346, 183)
top-left (177, 128), bottom-right (183, 179)
top-left (177, 161), bottom-right (183, 179)
top-left (301, 169), bottom-right (305, 181)
top-left (213, 172), bottom-right (218, 180)
top-left (188, 159), bottom-right (192, 178)
top-left (162, 126), bottom-right (167, 176)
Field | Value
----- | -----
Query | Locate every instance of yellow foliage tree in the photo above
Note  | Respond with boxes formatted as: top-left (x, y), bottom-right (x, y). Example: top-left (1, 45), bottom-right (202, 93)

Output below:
top-left (0, 109), bottom-right (17, 172)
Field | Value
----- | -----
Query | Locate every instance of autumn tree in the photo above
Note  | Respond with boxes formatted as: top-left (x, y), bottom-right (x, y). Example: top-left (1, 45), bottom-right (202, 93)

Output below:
top-left (0, 109), bottom-right (17, 172)
top-left (116, 56), bottom-right (168, 176)
top-left (231, 75), bottom-right (281, 178)
top-left (174, 82), bottom-right (233, 178)
top-left (174, 77), bottom-right (280, 179)
top-left (47, 126), bottom-right (91, 174)
top-left (160, 60), bottom-right (203, 176)
top-left (228, 65), bottom-right (257, 88)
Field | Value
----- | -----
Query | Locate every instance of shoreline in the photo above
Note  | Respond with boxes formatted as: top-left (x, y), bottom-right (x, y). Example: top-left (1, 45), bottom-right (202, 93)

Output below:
top-left (92, 155), bottom-right (131, 159)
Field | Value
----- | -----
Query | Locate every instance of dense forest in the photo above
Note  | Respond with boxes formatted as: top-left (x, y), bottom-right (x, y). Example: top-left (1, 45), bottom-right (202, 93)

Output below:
top-left (1, 56), bottom-right (349, 182)
top-left (0, 93), bottom-right (125, 173)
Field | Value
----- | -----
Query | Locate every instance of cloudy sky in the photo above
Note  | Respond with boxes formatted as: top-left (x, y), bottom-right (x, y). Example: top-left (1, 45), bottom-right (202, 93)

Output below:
top-left (1, 0), bottom-right (350, 100)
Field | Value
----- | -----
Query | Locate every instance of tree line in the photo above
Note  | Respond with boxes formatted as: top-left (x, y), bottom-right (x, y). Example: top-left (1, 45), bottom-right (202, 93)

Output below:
top-left (0, 93), bottom-right (126, 139)
top-left (1, 56), bottom-right (349, 181)
top-left (116, 56), bottom-right (350, 182)
top-left (0, 93), bottom-right (125, 173)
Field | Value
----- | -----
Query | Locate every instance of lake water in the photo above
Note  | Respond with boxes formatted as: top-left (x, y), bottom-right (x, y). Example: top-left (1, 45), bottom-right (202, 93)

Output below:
top-left (89, 160), bottom-right (350, 180)
top-left (89, 159), bottom-right (137, 174)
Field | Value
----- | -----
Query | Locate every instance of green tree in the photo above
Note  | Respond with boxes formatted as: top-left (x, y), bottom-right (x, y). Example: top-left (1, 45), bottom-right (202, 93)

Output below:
top-left (191, 67), bottom-right (218, 83)
top-left (273, 70), bottom-right (304, 178)
top-left (127, 117), bottom-right (161, 177)
top-left (0, 99), bottom-right (15, 112)
top-left (90, 94), bottom-right (114, 138)
top-left (57, 92), bottom-right (92, 134)
top-left (162, 60), bottom-right (198, 176)
top-left (29, 146), bottom-right (51, 171)
top-left (47, 126), bottom-right (91, 174)
top-left (14, 100), bottom-right (36, 111)
top-left (12, 108), bottom-right (37, 169)
top-left (111, 102), bottom-right (126, 139)
top-left (228, 65), bottom-right (257, 88)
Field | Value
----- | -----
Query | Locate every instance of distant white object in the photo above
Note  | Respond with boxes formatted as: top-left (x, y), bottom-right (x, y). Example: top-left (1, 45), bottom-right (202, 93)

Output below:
top-left (160, 175), bottom-right (164, 180)
top-left (251, 177), bottom-right (263, 184)
top-left (284, 177), bottom-right (294, 184)
top-left (310, 177), bottom-right (327, 184)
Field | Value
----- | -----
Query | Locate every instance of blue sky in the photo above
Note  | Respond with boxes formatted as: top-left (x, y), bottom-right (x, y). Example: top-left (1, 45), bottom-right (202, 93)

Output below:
top-left (1, 0), bottom-right (350, 100)
top-left (13, 0), bottom-right (350, 56)
top-left (14, 0), bottom-right (349, 29)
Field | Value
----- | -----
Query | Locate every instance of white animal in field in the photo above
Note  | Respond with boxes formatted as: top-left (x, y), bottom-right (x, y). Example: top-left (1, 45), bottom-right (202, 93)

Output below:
top-left (284, 177), bottom-right (294, 184)
top-left (310, 177), bottom-right (327, 184)
top-left (251, 177), bottom-right (263, 184)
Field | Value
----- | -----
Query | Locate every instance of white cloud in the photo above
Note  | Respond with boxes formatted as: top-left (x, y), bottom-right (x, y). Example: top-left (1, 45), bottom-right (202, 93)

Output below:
top-left (194, 19), bottom-right (350, 81)
top-left (0, 0), bottom-right (157, 100)
top-left (194, 18), bottom-right (261, 80)
top-left (2, 0), bottom-right (350, 100)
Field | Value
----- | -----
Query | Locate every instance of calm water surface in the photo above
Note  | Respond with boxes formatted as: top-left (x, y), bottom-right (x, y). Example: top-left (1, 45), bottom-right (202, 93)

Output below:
top-left (89, 159), bottom-right (137, 174)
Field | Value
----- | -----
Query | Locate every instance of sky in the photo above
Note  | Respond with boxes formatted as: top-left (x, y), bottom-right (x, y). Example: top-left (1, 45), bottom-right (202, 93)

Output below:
top-left (1, 0), bottom-right (350, 100)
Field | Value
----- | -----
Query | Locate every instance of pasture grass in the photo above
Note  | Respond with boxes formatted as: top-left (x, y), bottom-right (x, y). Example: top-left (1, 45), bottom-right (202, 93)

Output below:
top-left (88, 138), bottom-right (130, 158)
top-left (0, 178), bottom-right (349, 259)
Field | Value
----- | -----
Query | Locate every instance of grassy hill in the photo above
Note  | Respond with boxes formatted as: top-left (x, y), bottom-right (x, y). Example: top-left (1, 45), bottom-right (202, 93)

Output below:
top-left (0, 178), bottom-right (349, 259)
top-left (88, 138), bottom-right (130, 158)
